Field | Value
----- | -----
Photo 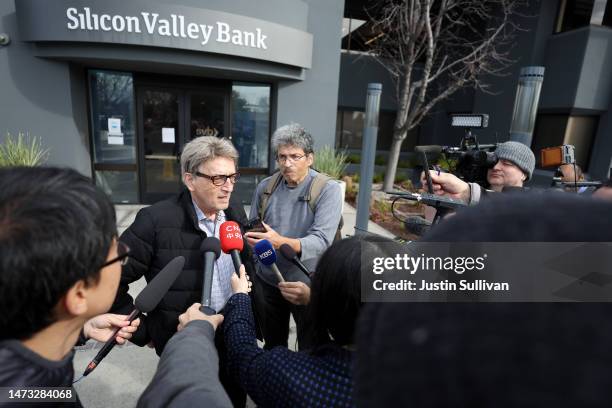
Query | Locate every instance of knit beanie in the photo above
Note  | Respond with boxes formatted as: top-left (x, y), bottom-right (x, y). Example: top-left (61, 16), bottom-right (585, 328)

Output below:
top-left (494, 141), bottom-right (535, 180)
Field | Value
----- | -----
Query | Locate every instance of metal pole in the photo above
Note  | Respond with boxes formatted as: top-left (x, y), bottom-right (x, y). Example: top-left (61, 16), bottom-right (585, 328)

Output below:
top-left (355, 83), bottom-right (382, 235)
top-left (509, 66), bottom-right (545, 146)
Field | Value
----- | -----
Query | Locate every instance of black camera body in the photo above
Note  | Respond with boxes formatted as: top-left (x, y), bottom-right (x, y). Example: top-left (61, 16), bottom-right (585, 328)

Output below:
top-left (445, 136), bottom-right (497, 186)
top-left (416, 132), bottom-right (498, 186)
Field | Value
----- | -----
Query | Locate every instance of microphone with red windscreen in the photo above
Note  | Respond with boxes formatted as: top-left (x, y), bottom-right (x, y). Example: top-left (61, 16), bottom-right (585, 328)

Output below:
top-left (220, 221), bottom-right (243, 275)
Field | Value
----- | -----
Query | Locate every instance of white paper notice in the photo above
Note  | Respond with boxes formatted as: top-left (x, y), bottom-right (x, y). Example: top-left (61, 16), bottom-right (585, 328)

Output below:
top-left (108, 135), bottom-right (124, 145)
top-left (162, 128), bottom-right (175, 144)
top-left (108, 118), bottom-right (122, 136)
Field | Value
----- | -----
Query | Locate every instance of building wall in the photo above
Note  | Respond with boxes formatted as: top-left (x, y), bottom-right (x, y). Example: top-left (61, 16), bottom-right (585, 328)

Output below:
top-left (275, 0), bottom-right (345, 160)
top-left (591, 93), bottom-right (612, 179)
top-left (0, 2), bottom-right (92, 175)
top-left (338, 52), bottom-right (398, 112)
top-left (471, 0), bottom-right (558, 145)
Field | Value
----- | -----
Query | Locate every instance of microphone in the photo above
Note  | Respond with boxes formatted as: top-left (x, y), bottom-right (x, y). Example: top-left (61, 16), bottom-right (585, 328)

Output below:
top-left (279, 244), bottom-right (311, 278)
top-left (219, 221), bottom-right (243, 275)
top-left (387, 191), bottom-right (467, 209)
top-left (200, 237), bottom-right (221, 316)
top-left (83, 255), bottom-right (185, 377)
top-left (254, 239), bottom-right (285, 283)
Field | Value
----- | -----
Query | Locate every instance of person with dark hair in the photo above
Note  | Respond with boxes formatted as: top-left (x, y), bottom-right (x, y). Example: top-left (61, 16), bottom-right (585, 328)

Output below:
top-left (245, 123), bottom-right (343, 351)
top-left (175, 236), bottom-right (380, 407)
top-left (0, 167), bottom-right (139, 402)
top-left (354, 193), bottom-right (612, 407)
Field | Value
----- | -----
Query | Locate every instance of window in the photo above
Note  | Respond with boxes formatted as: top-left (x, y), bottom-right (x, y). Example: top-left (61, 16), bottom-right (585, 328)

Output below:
top-left (231, 83), bottom-right (271, 169)
top-left (603, 0), bottom-right (612, 26)
top-left (88, 70), bottom-right (138, 203)
top-left (335, 109), bottom-right (417, 152)
top-left (556, 0), bottom-right (594, 33)
top-left (554, 0), bottom-right (612, 32)
top-left (531, 113), bottom-right (598, 169)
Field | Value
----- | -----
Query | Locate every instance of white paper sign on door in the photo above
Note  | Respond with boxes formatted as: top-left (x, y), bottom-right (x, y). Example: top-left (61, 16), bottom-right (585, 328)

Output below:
top-left (162, 128), bottom-right (175, 144)
top-left (108, 118), bottom-right (122, 135)
top-left (108, 135), bottom-right (124, 145)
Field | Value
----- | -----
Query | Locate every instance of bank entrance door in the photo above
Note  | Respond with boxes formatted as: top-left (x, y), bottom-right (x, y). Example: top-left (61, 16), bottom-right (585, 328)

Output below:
top-left (136, 84), bottom-right (229, 203)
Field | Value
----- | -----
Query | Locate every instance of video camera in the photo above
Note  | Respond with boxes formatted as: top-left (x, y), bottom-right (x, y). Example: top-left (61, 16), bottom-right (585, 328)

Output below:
top-left (540, 145), bottom-right (603, 191)
top-left (415, 114), bottom-right (497, 186)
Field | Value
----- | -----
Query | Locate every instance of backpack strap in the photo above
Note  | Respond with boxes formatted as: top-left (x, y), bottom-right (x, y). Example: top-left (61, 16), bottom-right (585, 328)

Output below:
top-left (302, 172), bottom-right (333, 213)
top-left (258, 171), bottom-right (284, 219)
top-left (305, 172), bottom-right (344, 241)
top-left (260, 171), bottom-right (333, 215)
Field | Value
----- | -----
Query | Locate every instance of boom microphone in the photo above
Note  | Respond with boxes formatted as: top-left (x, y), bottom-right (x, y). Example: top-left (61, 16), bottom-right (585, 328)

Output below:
top-left (200, 237), bottom-right (221, 315)
top-left (279, 244), bottom-right (311, 278)
top-left (254, 239), bottom-right (285, 283)
top-left (219, 221), bottom-right (243, 274)
top-left (387, 190), bottom-right (467, 210)
top-left (83, 255), bottom-right (185, 377)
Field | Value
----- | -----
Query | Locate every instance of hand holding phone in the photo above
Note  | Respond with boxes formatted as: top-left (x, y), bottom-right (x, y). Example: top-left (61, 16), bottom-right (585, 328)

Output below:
top-left (245, 217), bottom-right (267, 233)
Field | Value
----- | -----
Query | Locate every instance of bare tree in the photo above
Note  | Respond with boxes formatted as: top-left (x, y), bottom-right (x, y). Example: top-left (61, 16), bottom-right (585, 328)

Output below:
top-left (367, 0), bottom-right (526, 191)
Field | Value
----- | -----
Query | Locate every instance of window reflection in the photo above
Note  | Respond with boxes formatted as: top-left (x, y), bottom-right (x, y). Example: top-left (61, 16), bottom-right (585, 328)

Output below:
top-left (190, 92), bottom-right (225, 140)
top-left (555, 0), bottom-right (595, 33)
top-left (89, 71), bottom-right (136, 164)
top-left (95, 171), bottom-right (139, 204)
top-left (335, 109), bottom-right (415, 151)
top-left (231, 83), bottom-right (270, 168)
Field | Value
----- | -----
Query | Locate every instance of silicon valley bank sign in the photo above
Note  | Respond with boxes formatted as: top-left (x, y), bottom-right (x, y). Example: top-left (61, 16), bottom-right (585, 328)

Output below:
top-left (16, 0), bottom-right (313, 68)
top-left (66, 8), bottom-right (269, 50)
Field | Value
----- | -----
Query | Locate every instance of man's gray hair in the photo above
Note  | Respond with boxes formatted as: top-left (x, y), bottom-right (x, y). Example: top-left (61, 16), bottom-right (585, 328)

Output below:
top-left (180, 136), bottom-right (239, 175)
top-left (271, 123), bottom-right (314, 155)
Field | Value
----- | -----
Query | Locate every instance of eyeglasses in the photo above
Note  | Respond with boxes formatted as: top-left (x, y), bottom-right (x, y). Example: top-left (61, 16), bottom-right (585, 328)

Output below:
top-left (101, 241), bottom-right (130, 268)
top-left (194, 171), bottom-right (240, 186)
top-left (277, 154), bottom-right (307, 164)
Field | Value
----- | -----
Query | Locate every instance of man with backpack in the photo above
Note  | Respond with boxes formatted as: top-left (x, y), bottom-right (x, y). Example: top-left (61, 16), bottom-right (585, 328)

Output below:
top-left (245, 123), bottom-right (343, 350)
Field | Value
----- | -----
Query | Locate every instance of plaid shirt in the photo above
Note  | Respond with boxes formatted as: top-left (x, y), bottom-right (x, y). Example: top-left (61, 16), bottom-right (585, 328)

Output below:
top-left (193, 202), bottom-right (235, 312)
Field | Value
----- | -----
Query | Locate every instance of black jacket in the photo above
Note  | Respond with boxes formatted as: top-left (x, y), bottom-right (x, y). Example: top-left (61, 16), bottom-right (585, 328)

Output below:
top-left (0, 340), bottom-right (81, 407)
top-left (111, 190), bottom-right (255, 355)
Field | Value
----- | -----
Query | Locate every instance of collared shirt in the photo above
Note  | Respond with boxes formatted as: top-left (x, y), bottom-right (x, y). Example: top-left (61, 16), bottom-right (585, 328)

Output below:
top-left (192, 201), bottom-right (235, 312)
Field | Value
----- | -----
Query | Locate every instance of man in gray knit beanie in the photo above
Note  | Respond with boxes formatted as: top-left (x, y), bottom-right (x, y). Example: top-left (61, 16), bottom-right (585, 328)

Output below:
top-left (419, 141), bottom-right (536, 205)
top-left (487, 141), bottom-right (536, 192)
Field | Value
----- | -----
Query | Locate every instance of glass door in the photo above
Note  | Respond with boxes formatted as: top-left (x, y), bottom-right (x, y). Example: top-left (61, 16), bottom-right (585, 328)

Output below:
top-left (136, 84), bottom-right (229, 204)
top-left (187, 90), bottom-right (228, 141)
top-left (137, 87), bottom-right (183, 203)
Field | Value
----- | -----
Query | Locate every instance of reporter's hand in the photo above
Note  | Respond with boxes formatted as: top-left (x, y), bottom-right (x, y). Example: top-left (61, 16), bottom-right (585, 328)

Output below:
top-left (278, 281), bottom-right (311, 305)
top-left (83, 314), bottom-right (140, 345)
top-left (231, 264), bottom-right (252, 294)
top-left (177, 303), bottom-right (224, 332)
top-left (420, 170), bottom-right (470, 202)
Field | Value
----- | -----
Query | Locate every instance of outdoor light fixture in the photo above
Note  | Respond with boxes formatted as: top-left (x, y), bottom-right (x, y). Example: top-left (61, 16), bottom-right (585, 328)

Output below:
top-left (0, 33), bottom-right (10, 46)
top-left (451, 114), bottom-right (489, 128)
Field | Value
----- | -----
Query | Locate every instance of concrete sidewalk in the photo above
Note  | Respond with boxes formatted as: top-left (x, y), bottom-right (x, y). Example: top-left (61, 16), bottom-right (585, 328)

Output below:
top-left (73, 202), bottom-right (394, 407)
